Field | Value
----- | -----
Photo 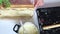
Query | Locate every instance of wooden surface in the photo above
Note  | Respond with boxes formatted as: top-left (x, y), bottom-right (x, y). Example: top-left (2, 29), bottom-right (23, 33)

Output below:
top-left (10, 5), bottom-right (34, 8)
top-left (43, 24), bottom-right (60, 30)
top-left (0, 5), bottom-right (34, 9)
top-left (0, 5), bottom-right (34, 8)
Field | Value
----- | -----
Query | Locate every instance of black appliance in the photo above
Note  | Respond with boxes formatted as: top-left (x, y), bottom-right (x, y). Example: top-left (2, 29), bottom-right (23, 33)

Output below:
top-left (36, 7), bottom-right (60, 34)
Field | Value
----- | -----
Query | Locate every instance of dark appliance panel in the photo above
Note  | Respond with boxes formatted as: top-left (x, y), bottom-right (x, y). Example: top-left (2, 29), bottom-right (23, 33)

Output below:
top-left (36, 7), bottom-right (60, 34)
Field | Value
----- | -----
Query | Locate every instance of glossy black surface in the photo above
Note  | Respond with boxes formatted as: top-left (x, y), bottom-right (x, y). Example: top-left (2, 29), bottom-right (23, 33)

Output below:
top-left (36, 7), bottom-right (60, 34)
top-left (37, 7), bottom-right (60, 26)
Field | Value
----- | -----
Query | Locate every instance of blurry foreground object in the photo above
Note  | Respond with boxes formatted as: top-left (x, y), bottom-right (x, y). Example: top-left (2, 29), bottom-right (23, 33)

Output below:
top-left (31, 0), bottom-right (44, 9)
top-left (19, 22), bottom-right (39, 34)
top-left (0, 8), bottom-right (34, 17)
top-left (0, 0), bottom-right (11, 8)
